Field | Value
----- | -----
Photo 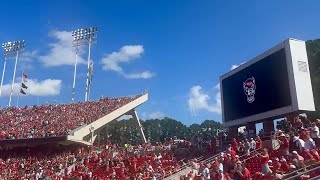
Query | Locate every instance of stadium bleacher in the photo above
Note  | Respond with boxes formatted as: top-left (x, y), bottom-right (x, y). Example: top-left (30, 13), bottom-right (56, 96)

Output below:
top-left (0, 95), bottom-right (141, 140)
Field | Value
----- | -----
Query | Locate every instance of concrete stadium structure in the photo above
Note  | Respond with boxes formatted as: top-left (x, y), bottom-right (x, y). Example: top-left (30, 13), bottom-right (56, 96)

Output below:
top-left (68, 93), bottom-right (148, 145)
top-left (0, 93), bottom-right (148, 147)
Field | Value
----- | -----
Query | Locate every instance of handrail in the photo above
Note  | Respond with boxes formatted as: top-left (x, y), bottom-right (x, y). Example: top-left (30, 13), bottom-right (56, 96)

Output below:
top-left (282, 164), bottom-right (313, 179)
top-left (309, 174), bottom-right (320, 180)
top-left (203, 150), bottom-right (227, 164)
top-left (239, 147), bottom-right (263, 159)
top-left (285, 164), bottom-right (320, 180)
top-left (158, 155), bottom-right (205, 179)
top-left (239, 148), bottom-right (263, 163)
top-left (160, 150), bottom-right (226, 179)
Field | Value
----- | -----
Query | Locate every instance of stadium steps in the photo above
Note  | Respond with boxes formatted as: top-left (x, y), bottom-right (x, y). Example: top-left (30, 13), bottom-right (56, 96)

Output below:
top-left (67, 93), bottom-right (148, 143)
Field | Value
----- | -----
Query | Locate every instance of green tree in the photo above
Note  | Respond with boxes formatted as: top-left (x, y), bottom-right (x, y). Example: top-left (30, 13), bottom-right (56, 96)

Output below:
top-left (306, 39), bottom-right (320, 113)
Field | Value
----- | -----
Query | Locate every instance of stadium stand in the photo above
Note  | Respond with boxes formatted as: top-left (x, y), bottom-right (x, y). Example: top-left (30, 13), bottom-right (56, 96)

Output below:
top-left (0, 94), bottom-right (143, 140)
top-left (2, 92), bottom-right (320, 179)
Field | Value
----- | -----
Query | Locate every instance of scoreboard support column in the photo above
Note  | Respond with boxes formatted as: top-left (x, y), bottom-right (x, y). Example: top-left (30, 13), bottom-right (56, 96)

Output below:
top-left (263, 120), bottom-right (275, 135)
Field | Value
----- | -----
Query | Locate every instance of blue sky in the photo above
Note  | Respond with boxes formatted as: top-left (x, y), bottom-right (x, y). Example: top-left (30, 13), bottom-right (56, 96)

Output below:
top-left (0, 1), bottom-right (319, 126)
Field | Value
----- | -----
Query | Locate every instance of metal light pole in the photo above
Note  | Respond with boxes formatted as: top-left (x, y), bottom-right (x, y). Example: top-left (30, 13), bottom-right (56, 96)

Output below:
top-left (71, 27), bottom-right (98, 102)
top-left (0, 57), bottom-right (7, 96)
top-left (1, 41), bottom-right (25, 106)
top-left (85, 37), bottom-right (92, 102)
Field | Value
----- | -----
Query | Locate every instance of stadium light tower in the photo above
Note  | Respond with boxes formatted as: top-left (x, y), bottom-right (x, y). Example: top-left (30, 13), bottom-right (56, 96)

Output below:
top-left (71, 27), bottom-right (98, 102)
top-left (1, 41), bottom-right (25, 106)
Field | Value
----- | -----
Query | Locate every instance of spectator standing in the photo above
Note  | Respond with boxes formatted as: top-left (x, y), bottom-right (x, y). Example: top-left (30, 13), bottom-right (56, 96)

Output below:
top-left (202, 164), bottom-right (210, 180)
top-left (260, 148), bottom-right (272, 176)
top-left (244, 139), bottom-right (250, 155)
top-left (256, 136), bottom-right (262, 149)
top-left (249, 138), bottom-right (256, 151)
top-left (232, 138), bottom-right (238, 152)
top-left (311, 122), bottom-right (319, 139)
top-left (279, 134), bottom-right (289, 155)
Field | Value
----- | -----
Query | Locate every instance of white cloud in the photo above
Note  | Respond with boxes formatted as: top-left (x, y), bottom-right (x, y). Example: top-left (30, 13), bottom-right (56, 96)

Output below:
top-left (101, 45), bottom-right (155, 79)
top-left (188, 85), bottom-right (221, 115)
top-left (1, 79), bottom-right (62, 97)
top-left (38, 30), bottom-right (86, 67)
top-left (141, 111), bottom-right (165, 119)
top-left (188, 63), bottom-right (247, 115)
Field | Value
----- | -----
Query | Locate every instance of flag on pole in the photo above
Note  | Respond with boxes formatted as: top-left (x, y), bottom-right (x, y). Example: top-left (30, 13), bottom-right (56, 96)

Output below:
top-left (20, 89), bottom-right (26, 95)
top-left (21, 83), bottom-right (28, 89)
top-left (22, 73), bottom-right (28, 79)
top-left (89, 62), bottom-right (93, 85)
top-left (20, 72), bottom-right (28, 95)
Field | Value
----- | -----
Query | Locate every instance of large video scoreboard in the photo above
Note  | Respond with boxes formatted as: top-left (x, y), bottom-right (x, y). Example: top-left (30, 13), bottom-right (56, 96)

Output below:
top-left (220, 39), bottom-right (315, 127)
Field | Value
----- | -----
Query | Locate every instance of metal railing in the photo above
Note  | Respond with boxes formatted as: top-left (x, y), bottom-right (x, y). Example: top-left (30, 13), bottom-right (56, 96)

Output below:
top-left (285, 165), bottom-right (320, 180)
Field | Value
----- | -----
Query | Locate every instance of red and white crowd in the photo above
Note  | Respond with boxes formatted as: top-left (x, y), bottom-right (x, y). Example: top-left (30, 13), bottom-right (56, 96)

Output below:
top-left (0, 95), bottom-right (139, 140)
top-left (181, 115), bottom-right (320, 180)
top-left (0, 142), bottom-right (194, 179)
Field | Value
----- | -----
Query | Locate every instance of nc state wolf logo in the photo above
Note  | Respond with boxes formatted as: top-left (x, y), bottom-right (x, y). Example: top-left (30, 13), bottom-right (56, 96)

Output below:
top-left (243, 77), bottom-right (256, 103)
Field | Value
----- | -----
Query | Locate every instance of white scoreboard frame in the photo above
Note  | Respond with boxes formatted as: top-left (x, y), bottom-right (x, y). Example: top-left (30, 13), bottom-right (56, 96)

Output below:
top-left (220, 38), bottom-right (315, 127)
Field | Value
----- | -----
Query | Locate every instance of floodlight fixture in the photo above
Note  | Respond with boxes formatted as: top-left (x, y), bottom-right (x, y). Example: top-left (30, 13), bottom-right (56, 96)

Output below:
top-left (71, 27), bottom-right (98, 102)
top-left (0, 40), bottom-right (26, 106)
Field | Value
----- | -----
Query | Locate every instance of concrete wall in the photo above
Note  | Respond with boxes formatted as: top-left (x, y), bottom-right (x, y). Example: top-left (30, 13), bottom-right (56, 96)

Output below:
top-left (70, 93), bottom-right (148, 141)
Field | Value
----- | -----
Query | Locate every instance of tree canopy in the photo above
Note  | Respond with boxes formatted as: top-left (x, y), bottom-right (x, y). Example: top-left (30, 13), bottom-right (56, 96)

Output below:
top-left (307, 39), bottom-right (320, 111)
top-left (104, 118), bottom-right (223, 145)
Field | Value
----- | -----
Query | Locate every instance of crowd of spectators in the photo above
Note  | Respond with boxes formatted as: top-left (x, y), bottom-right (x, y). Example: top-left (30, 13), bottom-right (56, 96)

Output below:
top-left (179, 114), bottom-right (320, 180)
top-left (0, 95), bottom-right (140, 140)
top-left (0, 145), bottom-right (84, 179)
top-left (0, 141), bottom-right (205, 179)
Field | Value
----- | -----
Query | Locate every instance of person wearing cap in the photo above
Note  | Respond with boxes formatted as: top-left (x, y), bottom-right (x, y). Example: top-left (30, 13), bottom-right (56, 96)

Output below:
top-left (293, 135), bottom-right (305, 152)
top-left (280, 157), bottom-right (290, 173)
top-left (279, 133), bottom-right (289, 156)
top-left (259, 148), bottom-right (272, 176)
top-left (271, 158), bottom-right (281, 174)
top-left (292, 151), bottom-right (306, 169)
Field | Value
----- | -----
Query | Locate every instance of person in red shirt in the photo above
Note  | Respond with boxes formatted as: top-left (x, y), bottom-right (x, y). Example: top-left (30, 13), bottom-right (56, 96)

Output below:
top-left (311, 149), bottom-right (320, 161)
top-left (279, 134), bottom-right (289, 155)
top-left (303, 149), bottom-right (315, 165)
top-left (280, 158), bottom-right (290, 173)
top-left (260, 148), bottom-right (272, 175)
top-left (255, 136), bottom-right (262, 149)
top-left (272, 158), bottom-right (281, 173)
top-left (232, 138), bottom-right (238, 152)
top-left (234, 161), bottom-right (250, 180)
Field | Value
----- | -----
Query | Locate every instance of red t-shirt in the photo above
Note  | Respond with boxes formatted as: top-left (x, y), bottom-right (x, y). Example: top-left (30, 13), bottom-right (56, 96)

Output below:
top-left (261, 154), bottom-right (269, 164)
top-left (241, 168), bottom-right (250, 180)
top-left (232, 141), bottom-right (238, 150)
top-left (272, 162), bottom-right (281, 172)
top-left (281, 162), bottom-right (290, 172)
top-left (304, 153), bottom-right (314, 160)
top-left (256, 139), bottom-right (262, 149)
top-left (230, 149), bottom-right (237, 157)
top-left (279, 137), bottom-right (289, 149)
